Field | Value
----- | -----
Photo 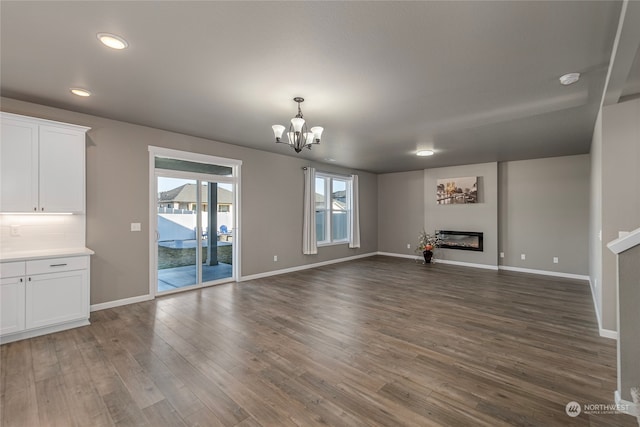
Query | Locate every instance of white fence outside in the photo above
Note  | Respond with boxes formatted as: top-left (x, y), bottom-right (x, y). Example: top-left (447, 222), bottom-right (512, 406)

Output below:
top-left (157, 209), bottom-right (233, 242)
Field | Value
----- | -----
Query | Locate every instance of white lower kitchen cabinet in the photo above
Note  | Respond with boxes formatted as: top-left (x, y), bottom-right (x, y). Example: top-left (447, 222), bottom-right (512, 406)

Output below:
top-left (0, 253), bottom-right (91, 344)
top-left (0, 276), bottom-right (26, 335)
top-left (26, 269), bottom-right (88, 329)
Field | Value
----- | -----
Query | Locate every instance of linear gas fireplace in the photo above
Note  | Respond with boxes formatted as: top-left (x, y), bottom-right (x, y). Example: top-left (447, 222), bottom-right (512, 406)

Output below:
top-left (437, 230), bottom-right (483, 251)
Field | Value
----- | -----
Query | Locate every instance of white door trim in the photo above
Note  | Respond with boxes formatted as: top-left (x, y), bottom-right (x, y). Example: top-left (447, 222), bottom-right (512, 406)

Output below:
top-left (148, 146), bottom-right (242, 298)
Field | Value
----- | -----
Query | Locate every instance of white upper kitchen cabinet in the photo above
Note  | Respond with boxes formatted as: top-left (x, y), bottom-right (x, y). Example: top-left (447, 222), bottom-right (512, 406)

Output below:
top-left (0, 112), bottom-right (90, 213)
top-left (0, 116), bottom-right (38, 212)
top-left (38, 125), bottom-right (87, 212)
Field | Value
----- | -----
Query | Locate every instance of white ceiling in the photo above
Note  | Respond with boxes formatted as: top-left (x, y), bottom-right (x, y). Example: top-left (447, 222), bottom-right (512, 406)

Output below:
top-left (1, 1), bottom-right (637, 173)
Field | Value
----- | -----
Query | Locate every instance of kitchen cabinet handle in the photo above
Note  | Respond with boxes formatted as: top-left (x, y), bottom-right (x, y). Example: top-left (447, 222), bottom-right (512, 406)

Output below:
top-left (19, 278), bottom-right (23, 282)
top-left (41, 207), bottom-right (44, 211)
top-left (50, 263), bottom-right (67, 267)
top-left (34, 207), bottom-right (37, 211)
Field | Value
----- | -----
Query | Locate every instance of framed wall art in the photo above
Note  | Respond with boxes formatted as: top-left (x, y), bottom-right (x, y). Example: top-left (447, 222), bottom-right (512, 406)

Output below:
top-left (436, 176), bottom-right (478, 204)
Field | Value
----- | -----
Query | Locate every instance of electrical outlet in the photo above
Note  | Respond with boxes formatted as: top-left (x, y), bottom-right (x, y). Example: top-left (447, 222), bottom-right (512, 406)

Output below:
top-left (407, 244), bottom-right (411, 249)
top-left (10, 225), bottom-right (20, 237)
top-left (131, 223), bottom-right (141, 232)
top-left (520, 254), bottom-right (526, 260)
top-left (500, 252), bottom-right (504, 258)
top-left (553, 257), bottom-right (558, 264)
top-left (274, 255), bottom-right (278, 262)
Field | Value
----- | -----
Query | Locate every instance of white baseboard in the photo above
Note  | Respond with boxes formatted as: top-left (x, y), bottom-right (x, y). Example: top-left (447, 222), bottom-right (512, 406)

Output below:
top-left (615, 390), bottom-right (640, 417)
top-left (377, 251), bottom-right (422, 261)
top-left (599, 328), bottom-right (618, 340)
top-left (436, 259), bottom-right (499, 271)
top-left (498, 265), bottom-right (589, 281)
top-left (0, 319), bottom-right (90, 344)
top-left (90, 294), bottom-right (154, 312)
top-left (378, 253), bottom-right (499, 271)
top-left (240, 252), bottom-right (378, 282)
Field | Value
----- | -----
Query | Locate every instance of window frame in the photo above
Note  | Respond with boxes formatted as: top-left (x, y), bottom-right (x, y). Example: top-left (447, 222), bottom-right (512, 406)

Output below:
top-left (315, 172), bottom-right (352, 246)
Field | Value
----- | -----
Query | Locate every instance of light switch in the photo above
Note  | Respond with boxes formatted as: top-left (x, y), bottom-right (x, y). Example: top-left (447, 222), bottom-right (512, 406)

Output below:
top-left (131, 223), bottom-right (141, 232)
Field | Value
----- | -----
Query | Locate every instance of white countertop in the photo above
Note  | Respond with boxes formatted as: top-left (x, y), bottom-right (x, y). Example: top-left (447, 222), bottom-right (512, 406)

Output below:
top-left (0, 247), bottom-right (95, 262)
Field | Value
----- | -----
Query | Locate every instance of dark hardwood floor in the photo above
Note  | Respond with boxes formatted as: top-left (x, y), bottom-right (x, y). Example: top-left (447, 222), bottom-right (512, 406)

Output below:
top-left (1, 256), bottom-right (635, 426)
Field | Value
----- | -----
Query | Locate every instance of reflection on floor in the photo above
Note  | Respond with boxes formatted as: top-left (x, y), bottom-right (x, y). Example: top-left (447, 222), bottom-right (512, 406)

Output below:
top-left (158, 263), bottom-right (233, 292)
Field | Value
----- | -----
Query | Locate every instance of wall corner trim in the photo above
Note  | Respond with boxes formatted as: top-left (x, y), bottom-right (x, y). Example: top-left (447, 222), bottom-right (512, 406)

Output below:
top-left (90, 294), bottom-right (154, 312)
top-left (240, 252), bottom-right (378, 282)
top-left (587, 278), bottom-right (618, 340)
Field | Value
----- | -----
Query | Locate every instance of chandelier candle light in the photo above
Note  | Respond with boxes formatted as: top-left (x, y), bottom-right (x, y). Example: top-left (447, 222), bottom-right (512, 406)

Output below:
top-left (272, 97), bottom-right (323, 153)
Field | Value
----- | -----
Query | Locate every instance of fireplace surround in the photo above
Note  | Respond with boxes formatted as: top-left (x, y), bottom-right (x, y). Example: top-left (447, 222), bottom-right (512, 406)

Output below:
top-left (437, 230), bottom-right (483, 251)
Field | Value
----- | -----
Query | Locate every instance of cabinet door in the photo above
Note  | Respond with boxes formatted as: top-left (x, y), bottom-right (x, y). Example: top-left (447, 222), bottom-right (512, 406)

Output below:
top-left (38, 125), bottom-right (85, 213)
top-left (0, 276), bottom-right (26, 335)
top-left (0, 117), bottom-right (39, 212)
top-left (25, 270), bottom-right (88, 329)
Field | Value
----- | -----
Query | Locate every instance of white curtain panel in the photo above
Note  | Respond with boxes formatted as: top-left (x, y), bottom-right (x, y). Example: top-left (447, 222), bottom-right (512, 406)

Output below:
top-left (303, 167), bottom-right (318, 255)
top-left (349, 174), bottom-right (361, 248)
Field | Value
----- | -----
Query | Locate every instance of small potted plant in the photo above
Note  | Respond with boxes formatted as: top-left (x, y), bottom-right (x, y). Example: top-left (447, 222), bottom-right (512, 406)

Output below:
top-left (417, 230), bottom-right (440, 263)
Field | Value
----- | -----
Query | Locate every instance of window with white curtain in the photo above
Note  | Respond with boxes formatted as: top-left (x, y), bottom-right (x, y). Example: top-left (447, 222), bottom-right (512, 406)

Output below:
top-left (315, 173), bottom-right (352, 245)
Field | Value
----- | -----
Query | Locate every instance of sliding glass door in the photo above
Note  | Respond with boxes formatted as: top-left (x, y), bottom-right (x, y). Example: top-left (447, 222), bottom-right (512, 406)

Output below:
top-left (151, 151), bottom-right (240, 296)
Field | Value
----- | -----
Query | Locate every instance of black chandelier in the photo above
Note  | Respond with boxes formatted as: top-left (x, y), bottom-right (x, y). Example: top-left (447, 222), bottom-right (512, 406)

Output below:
top-left (272, 97), bottom-right (323, 153)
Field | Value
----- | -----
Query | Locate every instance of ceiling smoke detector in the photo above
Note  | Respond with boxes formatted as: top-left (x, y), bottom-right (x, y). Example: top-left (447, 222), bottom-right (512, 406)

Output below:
top-left (559, 73), bottom-right (580, 86)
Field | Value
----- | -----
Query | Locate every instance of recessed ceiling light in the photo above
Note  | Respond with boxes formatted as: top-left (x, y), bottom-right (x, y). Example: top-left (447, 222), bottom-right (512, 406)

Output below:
top-left (70, 88), bottom-right (91, 97)
top-left (559, 72), bottom-right (580, 86)
top-left (97, 33), bottom-right (129, 50)
top-left (416, 150), bottom-right (434, 157)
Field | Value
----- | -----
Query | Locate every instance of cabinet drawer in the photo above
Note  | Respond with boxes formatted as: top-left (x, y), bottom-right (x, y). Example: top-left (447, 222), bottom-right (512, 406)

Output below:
top-left (0, 262), bottom-right (25, 279)
top-left (26, 256), bottom-right (88, 275)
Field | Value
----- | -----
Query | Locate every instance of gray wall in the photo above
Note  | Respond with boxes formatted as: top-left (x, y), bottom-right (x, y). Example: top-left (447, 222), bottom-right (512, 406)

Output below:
top-left (378, 158), bottom-right (591, 274)
top-left (377, 170), bottom-right (424, 256)
top-left (1, 97), bottom-right (378, 305)
top-left (499, 155), bottom-right (590, 275)
top-left (600, 97), bottom-right (640, 331)
top-left (425, 163), bottom-right (499, 267)
top-left (618, 244), bottom-right (640, 401)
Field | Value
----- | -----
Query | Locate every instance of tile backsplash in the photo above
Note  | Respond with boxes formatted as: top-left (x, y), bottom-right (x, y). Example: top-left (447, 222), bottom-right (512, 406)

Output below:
top-left (0, 214), bottom-right (85, 253)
